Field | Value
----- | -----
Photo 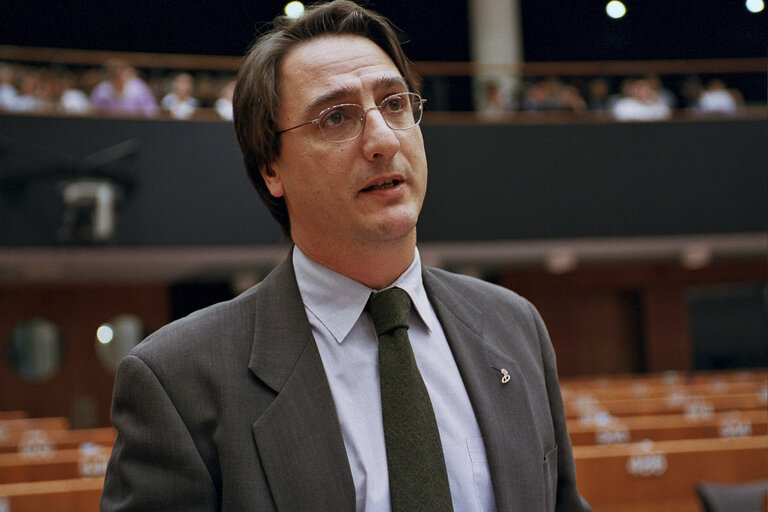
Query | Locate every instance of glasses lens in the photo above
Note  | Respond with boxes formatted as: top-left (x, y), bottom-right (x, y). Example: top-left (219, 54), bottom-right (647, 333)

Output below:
top-left (318, 104), bottom-right (364, 142)
top-left (381, 93), bottom-right (421, 129)
top-left (317, 93), bottom-right (423, 142)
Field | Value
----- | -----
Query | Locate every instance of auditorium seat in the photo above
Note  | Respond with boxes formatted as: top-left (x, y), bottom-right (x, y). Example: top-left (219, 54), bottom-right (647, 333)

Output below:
top-left (696, 480), bottom-right (768, 512)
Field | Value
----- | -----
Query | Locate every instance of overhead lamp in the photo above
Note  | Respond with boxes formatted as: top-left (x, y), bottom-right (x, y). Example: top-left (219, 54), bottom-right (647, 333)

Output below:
top-left (285, 1), bottom-right (305, 19)
top-left (606, 1), bottom-right (627, 19)
top-left (746, 0), bottom-right (764, 13)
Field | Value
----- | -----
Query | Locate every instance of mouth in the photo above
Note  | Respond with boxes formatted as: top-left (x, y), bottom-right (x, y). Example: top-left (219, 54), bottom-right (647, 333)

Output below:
top-left (362, 178), bottom-right (401, 192)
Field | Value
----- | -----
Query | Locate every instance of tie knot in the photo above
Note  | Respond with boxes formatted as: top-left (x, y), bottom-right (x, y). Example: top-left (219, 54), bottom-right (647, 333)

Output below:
top-left (366, 287), bottom-right (412, 336)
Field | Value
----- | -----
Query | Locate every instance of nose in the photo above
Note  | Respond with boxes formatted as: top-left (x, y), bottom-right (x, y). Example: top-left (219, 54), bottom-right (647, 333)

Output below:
top-left (360, 107), bottom-right (400, 162)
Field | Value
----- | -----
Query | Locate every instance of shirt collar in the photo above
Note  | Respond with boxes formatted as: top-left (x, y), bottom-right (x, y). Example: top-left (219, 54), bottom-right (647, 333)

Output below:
top-left (292, 246), bottom-right (435, 344)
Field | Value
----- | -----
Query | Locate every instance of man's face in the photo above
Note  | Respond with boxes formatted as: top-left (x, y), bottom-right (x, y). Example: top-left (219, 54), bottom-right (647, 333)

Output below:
top-left (262, 35), bottom-right (427, 257)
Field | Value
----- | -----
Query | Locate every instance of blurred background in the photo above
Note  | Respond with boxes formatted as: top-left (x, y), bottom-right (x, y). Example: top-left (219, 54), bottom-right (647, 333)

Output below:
top-left (0, 1), bottom-right (766, 509)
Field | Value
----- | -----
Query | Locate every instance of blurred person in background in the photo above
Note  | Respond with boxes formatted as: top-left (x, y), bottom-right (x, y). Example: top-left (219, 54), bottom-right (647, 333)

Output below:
top-left (0, 63), bottom-right (19, 110)
top-left (477, 80), bottom-right (512, 116)
top-left (7, 68), bottom-right (42, 113)
top-left (586, 77), bottom-right (612, 110)
top-left (90, 59), bottom-right (158, 117)
top-left (193, 73), bottom-right (220, 108)
top-left (644, 74), bottom-right (676, 109)
top-left (522, 77), bottom-right (585, 112)
top-left (680, 75), bottom-right (704, 109)
top-left (522, 78), bottom-right (560, 111)
top-left (58, 69), bottom-right (92, 114)
top-left (558, 84), bottom-right (587, 112)
top-left (215, 78), bottom-right (235, 121)
top-left (697, 79), bottom-right (743, 114)
top-left (612, 77), bottom-right (671, 121)
top-left (161, 72), bottom-right (199, 119)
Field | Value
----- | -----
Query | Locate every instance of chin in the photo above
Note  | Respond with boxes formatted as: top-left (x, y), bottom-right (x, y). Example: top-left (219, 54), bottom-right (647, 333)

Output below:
top-left (372, 215), bottom-right (418, 242)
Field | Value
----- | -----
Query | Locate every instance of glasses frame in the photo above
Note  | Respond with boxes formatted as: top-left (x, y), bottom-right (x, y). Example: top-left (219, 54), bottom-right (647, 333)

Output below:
top-left (276, 92), bottom-right (426, 143)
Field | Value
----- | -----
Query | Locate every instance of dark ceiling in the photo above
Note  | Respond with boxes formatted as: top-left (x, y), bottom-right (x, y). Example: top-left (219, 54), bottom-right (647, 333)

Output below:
top-left (2, 0), bottom-right (764, 61)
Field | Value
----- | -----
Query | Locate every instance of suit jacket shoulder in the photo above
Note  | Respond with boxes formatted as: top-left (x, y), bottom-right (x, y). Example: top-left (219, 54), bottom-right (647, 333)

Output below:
top-left (102, 256), bottom-right (355, 512)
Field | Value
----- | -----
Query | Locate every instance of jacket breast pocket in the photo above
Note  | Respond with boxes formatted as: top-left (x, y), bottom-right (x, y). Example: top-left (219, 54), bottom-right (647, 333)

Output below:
top-left (543, 445), bottom-right (558, 511)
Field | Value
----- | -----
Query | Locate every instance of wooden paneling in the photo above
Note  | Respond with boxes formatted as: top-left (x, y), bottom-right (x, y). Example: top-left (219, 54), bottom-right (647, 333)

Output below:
top-left (0, 285), bottom-right (168, 427)
top-left (499, 259), bottom-right (766, 376)
top-left (642, 284), bottom-right (691, 372)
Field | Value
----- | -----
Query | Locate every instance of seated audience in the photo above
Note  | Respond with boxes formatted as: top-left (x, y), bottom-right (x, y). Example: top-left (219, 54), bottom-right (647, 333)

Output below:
top-left (9, 69), bottom-right (42, 113)
top-left (193, 73), bottom-right (220, 108)
top-left (612, 78), bottom-right (671, 121)
top-left (215, 79), bottom-right (235, 121)
top-left (0, 51), bottom-right (758, 122)
top-left (0, 63), bottom-right (19, 110)
top-left (559, 84), bottom-right (587, 112)
top-left (697, 79), bottom-right (743, 114)
top-left (522, 78), bottom-right (562, 111)
top-left (58, 70), bottom-right (92, 114)
top-left (90, 59), bottom-right (158, 117)
top-left (680, 75), bottom-right (704, 109)
top-left (586, 77), bottom-right (612, 110)
top-left (645, 74), bottom-right (677, 109)
top-left (522, 77), bottom-right (586, 112)
top-left (477, 80), bottom-right (512, 116)
top-left (161, 72), bottom-right (199, 119)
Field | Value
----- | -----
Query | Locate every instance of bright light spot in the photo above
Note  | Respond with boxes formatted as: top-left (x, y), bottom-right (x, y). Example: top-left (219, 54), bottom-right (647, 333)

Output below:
top-left (96, 324), bottom-right (114, 344)
top-left (746, 0), bottom-right (764, 13)
top-left (606, 1), bottom-right (627, 19)
top-left (284, 1), bottom-right (305, 19)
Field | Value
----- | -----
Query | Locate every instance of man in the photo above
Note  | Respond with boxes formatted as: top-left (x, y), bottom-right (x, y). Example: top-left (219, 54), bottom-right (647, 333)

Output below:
top-left (101, 1), bottom-right (590, 511)
top-left (90, 59), bottom-right (158, 117)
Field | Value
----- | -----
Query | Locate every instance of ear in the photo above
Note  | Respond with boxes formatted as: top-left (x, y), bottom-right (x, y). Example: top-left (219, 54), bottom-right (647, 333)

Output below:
top-left (259, 163), bottom-right (285, 198)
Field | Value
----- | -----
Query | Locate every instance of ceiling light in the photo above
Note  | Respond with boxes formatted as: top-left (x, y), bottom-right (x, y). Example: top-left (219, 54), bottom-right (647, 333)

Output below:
top-left (606, 1), bottom-right (627, 19)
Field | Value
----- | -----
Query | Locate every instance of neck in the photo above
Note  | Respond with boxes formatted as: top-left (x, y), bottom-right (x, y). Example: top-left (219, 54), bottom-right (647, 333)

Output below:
top-left (294, 232), bottom-right (417, 290)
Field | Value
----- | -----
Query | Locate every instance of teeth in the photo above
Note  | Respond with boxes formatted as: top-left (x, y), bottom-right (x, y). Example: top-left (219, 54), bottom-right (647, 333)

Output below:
top-left (368, 180), bottom-right (397, 190)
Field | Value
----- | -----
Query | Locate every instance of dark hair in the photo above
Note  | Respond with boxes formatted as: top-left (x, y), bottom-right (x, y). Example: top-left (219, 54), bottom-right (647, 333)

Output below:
top-left (232, 0), bottom-right (419, 237)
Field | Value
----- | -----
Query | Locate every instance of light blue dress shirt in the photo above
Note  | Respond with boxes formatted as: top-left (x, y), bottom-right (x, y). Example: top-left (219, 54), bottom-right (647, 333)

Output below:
top-left (293, 247), bottom-right (496, 512)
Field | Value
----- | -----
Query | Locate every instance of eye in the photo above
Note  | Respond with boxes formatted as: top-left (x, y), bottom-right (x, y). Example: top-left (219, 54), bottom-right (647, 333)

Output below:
top-left (383, 95), bottom-right (406, 113)
top-left (320, 107), bottom-right (349, 128)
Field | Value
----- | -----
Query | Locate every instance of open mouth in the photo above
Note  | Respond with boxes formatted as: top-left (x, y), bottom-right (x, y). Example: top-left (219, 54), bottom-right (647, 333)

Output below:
top-left (362, 179), bottom-right (400, 192)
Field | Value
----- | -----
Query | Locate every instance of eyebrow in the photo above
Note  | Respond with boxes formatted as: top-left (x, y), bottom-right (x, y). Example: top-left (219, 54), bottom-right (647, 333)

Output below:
top-left (302, 76), bottom-right (409, 118)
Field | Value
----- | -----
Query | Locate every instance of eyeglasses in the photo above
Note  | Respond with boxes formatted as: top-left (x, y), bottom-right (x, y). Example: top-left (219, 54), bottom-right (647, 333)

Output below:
top-left (276, 92), bottom-right (426, 143)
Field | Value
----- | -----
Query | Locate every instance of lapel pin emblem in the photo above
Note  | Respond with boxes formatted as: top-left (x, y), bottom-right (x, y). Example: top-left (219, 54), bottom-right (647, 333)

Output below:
top-left (492, 366), bottom-right (511, 384)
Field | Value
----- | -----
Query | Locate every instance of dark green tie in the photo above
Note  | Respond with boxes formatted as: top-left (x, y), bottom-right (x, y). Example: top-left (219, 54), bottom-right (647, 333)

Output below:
top-left (366, 287), bottom-right (454, 512)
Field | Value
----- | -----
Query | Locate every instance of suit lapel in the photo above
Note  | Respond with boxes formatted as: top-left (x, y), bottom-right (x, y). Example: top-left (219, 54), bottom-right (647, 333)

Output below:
top-left (423, 268), bottom-right (546, 511)
top-left (248, 255), bottom-right (355, 512)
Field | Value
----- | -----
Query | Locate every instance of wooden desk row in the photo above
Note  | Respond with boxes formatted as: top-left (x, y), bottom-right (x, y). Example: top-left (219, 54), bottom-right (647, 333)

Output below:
top-left (561, 370), bottom-right (767, 392)
top-left (0, 417), bottom-right (70, 434)
top-left (0, 412), bottom-right (27, 421)
top-left (0, 436), bottom-right (764, 512)
top-left (0, 415), bottom-right (115, 511)
top-left (574, 435), bottom-right (768, 512)
top-left (569, 409), bottom-right (768, 446)
top-left (0, 477), bottom-right (103, 512)
top-left (565, 391), bottom-right (767, 420)
top-left (0, 427), bottom-right (116, 455)
top-left (562, 376), bottom-right (767, 402)
top-left (0, 446), bottom-right (110, 484)
top-left (1, 369), bottom-right (765, 511)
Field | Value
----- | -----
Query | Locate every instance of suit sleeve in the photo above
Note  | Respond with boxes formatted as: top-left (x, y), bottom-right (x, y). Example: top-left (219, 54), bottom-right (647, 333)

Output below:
top-left (101, 354), bottom-right (218, 511)
top-left (527, 301), bottom-right (592, 512)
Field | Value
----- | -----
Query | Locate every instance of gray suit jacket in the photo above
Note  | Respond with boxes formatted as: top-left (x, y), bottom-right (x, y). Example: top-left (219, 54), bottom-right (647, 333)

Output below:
top-left (101, 255), bottom-right (590, 511)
